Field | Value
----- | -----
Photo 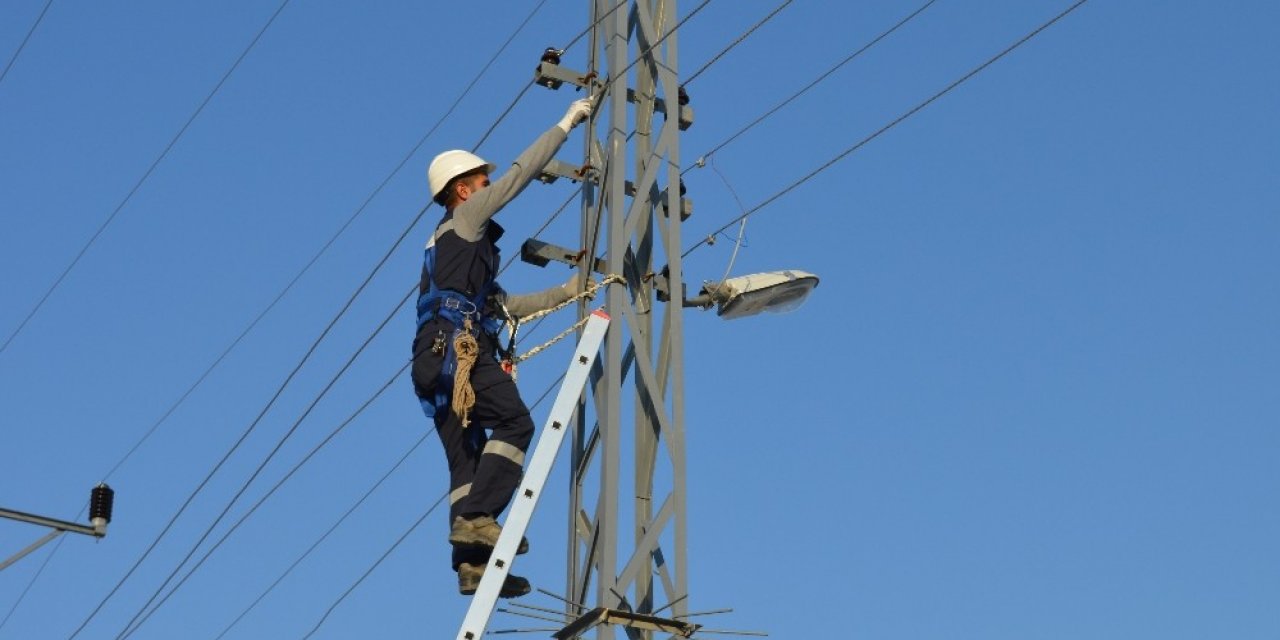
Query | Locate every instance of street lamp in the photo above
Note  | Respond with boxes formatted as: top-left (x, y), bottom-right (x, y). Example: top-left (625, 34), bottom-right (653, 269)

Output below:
top-left (686, 270), bottom-right (820, 319)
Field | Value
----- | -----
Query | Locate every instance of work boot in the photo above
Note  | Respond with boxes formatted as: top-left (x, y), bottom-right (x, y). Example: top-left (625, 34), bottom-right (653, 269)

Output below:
top-left (449, 515), bottom-right (529, 554)
top-left (457, 562), bottom-right (531, 598)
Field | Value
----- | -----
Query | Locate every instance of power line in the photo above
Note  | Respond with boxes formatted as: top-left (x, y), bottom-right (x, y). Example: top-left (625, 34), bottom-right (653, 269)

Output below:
top-left (106, 0), bottom-right (548, 485)
top-left (473, 0), bottom-right (631, 154)
top-left (139, 1), bottom-right (1088, 633)
top-left (683, 0), bottom-right (938, 176)
top-left (115, 2), bottom-right (648, 626)
top-left (496, 0), bottom-right (935, 460)
top-left (176, 4), bottom-right (717, 629)
top-left (684, 0), bottom-right (1092, 258)
top-left (681, 0), bottom-right (793, 87)
top-left (505, 0), bottom-right (782, 277)
top-left (145, 285), bottom-right (579, 635)
top-left (504, 0), bottom-right (724, 349)
top-left (294, 366), bottom-right (567, 639)
top-left (62, 1), bottom-right (683, 632)
top-left (606, 0), bottom-right (713, 92)
top-left (474, 80), bottom-right (537, 153)
top-left (55, 5), bottom-right (555, 635)
top-left (96, 0), bottom-right (542, 498)
top-left (0, 0), bottom-right (294, 359)
top-left (67, 249), bottom-right (396, 639)
top-left (562, 0), bottom-right (630, 53)
top-left (124, 336), bottom-right (418, 638)
top-left (494, 0), bottom-right (722, 279)
top-left (298, 492), bottom-right (447, 640)
top-left (3, 4), bottom-right (552, 631)
top-left (0, 0), bottom-right (54, 87)
top-left (128, 272), bottom-right (582, 635)
top-left (111, 287), bottom-right (413, 640)
top-left (0, 534), bottom-right (64, 632)
top-left (211, 419), bottom-right (431, 640)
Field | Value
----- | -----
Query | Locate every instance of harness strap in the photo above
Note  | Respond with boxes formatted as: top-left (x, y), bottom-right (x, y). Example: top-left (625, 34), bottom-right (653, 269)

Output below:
top-left (415, 217), bottom-right (505, 420)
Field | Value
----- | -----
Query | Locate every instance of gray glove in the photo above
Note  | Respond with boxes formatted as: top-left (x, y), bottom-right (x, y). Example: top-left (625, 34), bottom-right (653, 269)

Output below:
top-left (556, 97), bottom-right (594, 133)
top-left (563, 272), bottom-right (598, 301)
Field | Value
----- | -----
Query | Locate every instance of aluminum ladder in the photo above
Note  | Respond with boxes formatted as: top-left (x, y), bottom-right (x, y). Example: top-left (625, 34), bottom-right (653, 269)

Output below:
top-left (455, 309), bottom-right (610, 640)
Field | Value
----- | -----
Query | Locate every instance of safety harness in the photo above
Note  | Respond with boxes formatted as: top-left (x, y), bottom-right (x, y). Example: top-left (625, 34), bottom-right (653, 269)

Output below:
top-left (415, 218), bottom-right (509, 422)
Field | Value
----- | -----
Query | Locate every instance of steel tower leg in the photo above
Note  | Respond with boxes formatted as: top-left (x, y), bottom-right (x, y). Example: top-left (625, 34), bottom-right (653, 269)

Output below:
top-left (561, 1), bottom-right (688, 637)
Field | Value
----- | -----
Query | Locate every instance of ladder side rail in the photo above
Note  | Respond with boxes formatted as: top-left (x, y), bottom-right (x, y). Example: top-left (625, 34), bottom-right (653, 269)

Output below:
top-left (456, 310), bottom-right (611, 640)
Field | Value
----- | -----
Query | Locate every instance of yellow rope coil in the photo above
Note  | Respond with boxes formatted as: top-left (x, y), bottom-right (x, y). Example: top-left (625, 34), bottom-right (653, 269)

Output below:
top-left (452, 317), bottom-right (479, 428)
top-left (454, 275), bottom-right (624, 426)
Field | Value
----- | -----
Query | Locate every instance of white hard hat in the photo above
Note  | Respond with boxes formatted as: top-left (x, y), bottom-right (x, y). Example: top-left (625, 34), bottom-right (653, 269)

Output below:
top-left (428, 150), bottom-right (496, 202)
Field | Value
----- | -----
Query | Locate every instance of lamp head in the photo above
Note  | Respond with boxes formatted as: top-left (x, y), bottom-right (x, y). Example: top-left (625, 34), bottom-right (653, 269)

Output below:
top-left (702, 270), bottom-right (819, 320)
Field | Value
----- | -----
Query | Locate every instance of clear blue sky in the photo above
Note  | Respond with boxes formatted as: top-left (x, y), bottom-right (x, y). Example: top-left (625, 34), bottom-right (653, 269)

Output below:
top-left (2, 1), bottom-right (1276, 638)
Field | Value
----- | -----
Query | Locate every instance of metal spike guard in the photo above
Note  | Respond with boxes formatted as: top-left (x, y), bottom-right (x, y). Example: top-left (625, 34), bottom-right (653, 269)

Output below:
top-left (90, 483), bottom-right (114, 524)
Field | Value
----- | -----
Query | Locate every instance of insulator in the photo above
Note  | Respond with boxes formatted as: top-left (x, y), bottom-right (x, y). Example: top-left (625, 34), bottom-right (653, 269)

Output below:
top-left (541, 47), bottom-right (563, 65)
top-left (90, 483), bottom-right (114, 523)
top-left (678, 179), bottom-right (687, 197)
top-left (677, 86), bottom-right (690, 106)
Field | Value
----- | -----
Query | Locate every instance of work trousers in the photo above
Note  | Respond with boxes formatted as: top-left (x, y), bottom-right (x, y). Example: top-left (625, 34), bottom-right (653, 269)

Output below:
top-left (412, 319), bottom-right (535, 569)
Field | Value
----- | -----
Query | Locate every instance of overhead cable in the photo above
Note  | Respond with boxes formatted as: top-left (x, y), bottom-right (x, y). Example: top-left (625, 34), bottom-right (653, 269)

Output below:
top-left (107, 0), bottom-right (548, 484)
top-left (113, 287), bottom-right (414, 640)
top-left (210, 421), bottom-right (430, 640)
top-left (684, 0), bottom-right (938, 176)
top-left (511, 0), bottom-right (716, 348)
top-left (293, 367), bottom-right (568, 639)
top-left (681, 0), bottom-right (793, 87)
top-left (64, 4), bottom-right (553, 635)
top-left (298, 492), bottom-right (447, 640)
top-left (80, 2), bottom-right (706, 632)
top-left (606, 0), bottom-right (713, 92)
top-left (173, 295), bottom-right (574, 637)
top-left (0, 0), bottom-right (294, 360)
top-left (0, 0), bottom-right (55, 87)
top-left (120, 4), bottom-right (651, 628)
top-left (684, 0), bottom-right (1091, 258)
top-left (561, 0), bottom-right (631, 53)
top-left (473, 0), bottom-right (630, 153)
top-left (0, 535), bottom-right (64, 632)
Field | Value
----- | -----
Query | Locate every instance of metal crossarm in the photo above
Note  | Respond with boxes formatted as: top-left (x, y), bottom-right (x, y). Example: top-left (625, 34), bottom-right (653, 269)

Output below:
top-left (0, 484), bottom-right (113, 571)
top-left (456, 310), bottom-right (611, 640)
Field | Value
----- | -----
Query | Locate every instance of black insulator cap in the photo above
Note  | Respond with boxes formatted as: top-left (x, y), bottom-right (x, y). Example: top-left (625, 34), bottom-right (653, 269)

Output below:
top-left (678, 179), bottom-right (687, 196)
top-left (90, 483), bottom-right (114, 523)
top-left (541, 47), bottom-right (563, 65)
top-left (677, 86), bottom-right (690, 106)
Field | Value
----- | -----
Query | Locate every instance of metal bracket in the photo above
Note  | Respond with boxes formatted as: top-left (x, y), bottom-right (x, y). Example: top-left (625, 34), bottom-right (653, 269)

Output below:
top-left (652, 269), bottom-right (686, 304)
top-left (538, 159), bottom-right (593, 185)
top-left (662, 193), bottom-right (693, 221)
top-left (621, 182), bottom-right (692, 221)
top-left (521, 238), bottom-right (607, 275)
top-left (658, 177), bottom-right (693, 220)
top-left (535, 61), bottom-right (599, 92)
top-left (0, 489), bottom-right (113, 572)
top-left (534, 62), bottom-right (692, 129)
top-left (624, 89), bottom-right (694, 131)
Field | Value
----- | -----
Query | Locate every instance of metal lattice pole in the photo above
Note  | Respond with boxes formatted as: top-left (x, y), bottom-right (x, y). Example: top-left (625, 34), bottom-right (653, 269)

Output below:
top-left (526, 2), bottom-right (689, 635)
top-left (571, 0), bottom-right (688, 636)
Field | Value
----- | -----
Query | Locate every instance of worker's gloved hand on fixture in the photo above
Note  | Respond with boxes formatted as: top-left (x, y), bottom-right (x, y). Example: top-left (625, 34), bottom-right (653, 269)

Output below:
top-left (557, 96), bottom-right (595, 133)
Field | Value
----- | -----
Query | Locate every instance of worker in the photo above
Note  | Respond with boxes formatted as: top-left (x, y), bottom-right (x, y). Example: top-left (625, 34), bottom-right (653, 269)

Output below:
top-left (412, 96), bottom-right (595, 598)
